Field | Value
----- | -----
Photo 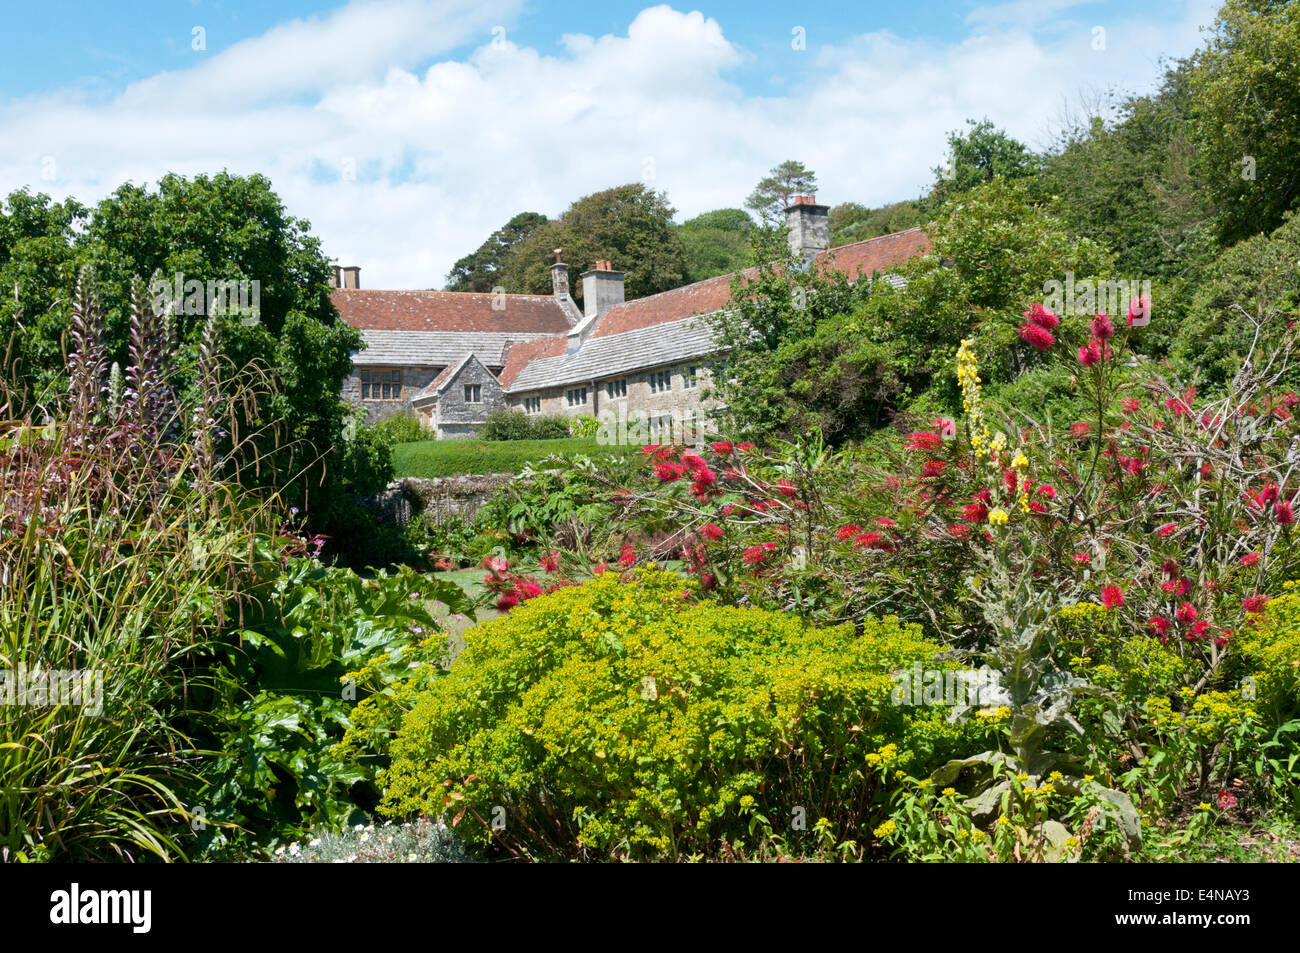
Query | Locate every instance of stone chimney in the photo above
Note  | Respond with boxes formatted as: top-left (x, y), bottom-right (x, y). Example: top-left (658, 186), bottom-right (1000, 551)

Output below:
top-left (785, 195), bottom-right (830, 259)
top-left (580, 259), bottom-right (624, 320)
top-left (341, 266), bottom-right (361, 289)
top-left (330, 266), bottom-right (343, 288)
top-left (550, 250), bottom-right (570, 298)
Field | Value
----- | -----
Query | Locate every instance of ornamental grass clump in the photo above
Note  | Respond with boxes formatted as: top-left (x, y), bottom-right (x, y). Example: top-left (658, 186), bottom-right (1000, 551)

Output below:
top-left (379, 568), bottom-right (983, 860)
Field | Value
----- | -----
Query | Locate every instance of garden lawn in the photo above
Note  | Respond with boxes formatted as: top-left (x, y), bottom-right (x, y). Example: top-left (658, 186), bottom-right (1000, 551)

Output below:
top-left (394, 437), bottom-right (637, 478)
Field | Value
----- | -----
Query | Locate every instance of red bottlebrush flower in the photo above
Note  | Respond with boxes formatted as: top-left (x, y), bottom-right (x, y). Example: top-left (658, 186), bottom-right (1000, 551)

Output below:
top-left (539, 550), bottom-right (560, 573)
top-left (1240, 552), bottom-right (1260, 567)
top-left (1070, 422), bottom-right (1092, 438)
top-left (905, 431), bottom-right (943, 451)
top-left (875, 516), bottom-right (896, 527)
top-left (949, 523), bottom-right (971, 537)
top-left (517, 579), bottom-right (543, 600)
top-left (496, 593), bottom-right (520, 611)
top-left (1243, 594), bottom-right (1268, 614)
top-left (680, 451), bottom-right (707, 470)
top-left (1028, 501), bottom-right (1047, 513)
top-left (1078, 339), bottom-right (1103, 367)
top-left (1277, 500), bottom-right (1295, 526)
top-left (1249, 482), bottom-right (1279, 510)
top-left (654, 462), bottom-right (684, 482)
top-left (593, 561), bottom-right (608, 575)
top-left (1148, 616), bottom-right (1171, 636)
top-left (737, 442), bottom-right (756, 452)
top-left (1165, 396), bottom-right (1191, 418)
top-left (1072, 553), bottom-right (1091, 565)
top-left (1191, 620), bottom-right (1211, 639)
top-left (1160, 559), bottom-right (1180, 577)
top-left (742, 545), bottom-right (768, 565)
top-left (1119, 456), bottom-right (1146, 476)
top-left (853, 531), bottom-right (884, 549)
top-left (962, 503), bottom-right (989, 523)
top-left (1127, 294), bottom-right (1151, 326)
top-left (1090, 313), bottom-right (1115, 340)
top-left (1024, 303), bottom-right (1060, 330)
top-left (1121, 398), bottom-right (1141, 415)
top-left (701, 522), bottom-right (725, 541)
top-left (618, 544), bottom-right (637, 568)
top-left (933, 417), bottom-right (957, 439)
top-left (693, 467), bottom-right (717, 487)
top-left (774, 479), bottom-right (798, 497)
top-left (1037, 484), bottom-right (1056, 499)
top-left (1200, 463), bottom-right (1214, 478)
top-left (1018, 322), bottom-right (1055, 350)
top-left (641, 443), bottom-right (663, 457)
top-left (1157, 522), bottom-right (1177, 537)
top-left (483, 555), bottom-right (510, 574)
top-left (836, 524), bottom-right (863, 540)
top-left (1161, 577), bottom-right (1191, 596)
top-left (711, 441), bottom-right (733, 455)
top-left (700, 572), bottom-right (716, 589)
top-left (1176, 602), bottom-right (1198, 624)
top-left (1101, 584), bottom-right (1125, 609)
top-left (1214, 629), bottom-right (1232, 648)
top-left (1003, 468), bottom-right (1018, 493)
top-left (921, 460), bottom-right (947, 477)
top-left (972, 487), bottom-right (991, 503)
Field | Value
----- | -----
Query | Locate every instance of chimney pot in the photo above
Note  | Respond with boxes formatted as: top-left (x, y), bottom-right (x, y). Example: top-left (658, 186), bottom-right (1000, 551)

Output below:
top-left (581, 261), bottom-right (624, 320)
top-left (341, 265), bottom-right (361, 289)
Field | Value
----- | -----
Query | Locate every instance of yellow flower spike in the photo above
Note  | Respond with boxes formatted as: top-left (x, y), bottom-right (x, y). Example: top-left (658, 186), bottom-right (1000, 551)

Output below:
top-left (988, 508), bottom-right (1009, 526)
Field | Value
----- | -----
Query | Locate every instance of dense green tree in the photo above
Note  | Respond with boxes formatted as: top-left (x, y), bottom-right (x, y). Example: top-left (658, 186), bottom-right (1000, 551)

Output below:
top-left (744, 159), bottom-right (818, 226)
top-left (828, 199), bottom-right (925, 245)
top-left (444, 211), bottom-right (548, 292)
top-left (1169, 210), bottom-right (1300, 392)
top-left (502, 184), bottom-right (686, 305)
top-left (676, 207), bottom-right (754, 282)
top-left (0, 173), bottom-right (368, 541)
top-left (923, 119), bottom-right (1039, 213)
top-left (1190, 0), bottom-right (1300, 245)
top-left (711, 179), bottom-right (1113, 444)
top-left (0, 189), bottom-right (86, 406)
top-left (1040, 60), bottom-right (1216, 285)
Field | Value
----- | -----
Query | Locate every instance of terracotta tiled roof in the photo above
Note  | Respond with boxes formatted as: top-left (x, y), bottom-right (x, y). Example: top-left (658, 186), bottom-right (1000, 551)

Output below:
top-left (588, 227), bottom-right (931, 339)
top-left (331, 289), bottom-right (574, 334)
top-left (498, 335), bottom-right (567, 389)
top-left (812, 227), bottom-right (932, 278)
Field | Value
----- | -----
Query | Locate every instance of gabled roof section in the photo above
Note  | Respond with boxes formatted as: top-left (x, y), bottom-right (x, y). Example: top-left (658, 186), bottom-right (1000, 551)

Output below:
top-left (505, 315), bottom-right (719, 395)
top-left (498, 335), bottom-right (567, 390)
top-left (331, 289), bottom-right (574, 333)
top-left (587, 227), bottom-right (932, 340)
top-left (351, 329), bottom-right (549, 369)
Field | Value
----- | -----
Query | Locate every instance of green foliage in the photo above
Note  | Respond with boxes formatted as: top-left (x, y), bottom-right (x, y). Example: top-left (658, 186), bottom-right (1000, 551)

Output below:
top-left (375, 411), bottom-right (427, 445)
top-left (744, 159), bottom-right (818, 226)
top-left (924, 119), bottom-right (1039, 213)
top-left (1039, 61), bottom-right (1215, 284)
top-left (394, 436), bottom-right (635, 478)
top-left (1169, 210), bottom-right (1300, 392)
top-left (1233, 592), bottom-right (1300, 726)
top-left (380, 569), bottom-right (973, 859)
top-left (501, 184), bottom-right (686, 307)
top-left (480, 409), bottom-right (573, 441)
top-left (676, 207), bottom-right (754, 282)
top-left (1190, 0), bottom-right (1300, 244)
top-left (445, 211), bottom-right (548, 292)
top-left (192, 557), bottom-right (475, 857)
top-left (829, 199), bottom-right (925, 245)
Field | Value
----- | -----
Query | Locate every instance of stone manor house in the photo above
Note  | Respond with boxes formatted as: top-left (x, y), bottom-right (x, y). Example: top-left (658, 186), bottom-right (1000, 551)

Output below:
top-left (331, 198), bottom-right (930, 440)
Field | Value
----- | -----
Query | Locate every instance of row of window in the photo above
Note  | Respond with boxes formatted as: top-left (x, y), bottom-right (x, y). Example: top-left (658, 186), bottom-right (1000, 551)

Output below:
top-left (359, 363), bottom-right (712, 406)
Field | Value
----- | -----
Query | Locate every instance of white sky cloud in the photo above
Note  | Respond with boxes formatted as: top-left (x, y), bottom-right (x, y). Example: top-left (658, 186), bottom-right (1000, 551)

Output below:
top-left (0, 0), bottom-right (1219, 289)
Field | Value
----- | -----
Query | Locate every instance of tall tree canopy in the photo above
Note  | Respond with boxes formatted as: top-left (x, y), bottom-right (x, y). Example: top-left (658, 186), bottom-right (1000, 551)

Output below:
top-left (924, 119), bottom-right (1039, 213)
top-left (1189, 0), bottom-right (1300, 244)
top-left (444, 211), bottom-right (548, 292)
top-left (502, 183), bottom-right (686, 305)
top-left (676, 208), bottom-right (755, 282)
top-left (744, 160), bottom-right (818, 226)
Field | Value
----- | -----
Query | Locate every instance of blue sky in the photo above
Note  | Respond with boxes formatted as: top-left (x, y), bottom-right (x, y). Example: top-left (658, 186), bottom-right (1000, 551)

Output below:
top-left (0, 0), bottom-right (1220, 287)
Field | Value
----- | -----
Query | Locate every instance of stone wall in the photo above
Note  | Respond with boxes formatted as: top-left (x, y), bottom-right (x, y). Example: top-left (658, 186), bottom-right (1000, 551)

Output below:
top-left (366, 473), bottom-right (517, 527)
top-left (343, 364), bottom-right (441, 423)
top-left (435, 358), bottom-right (508, 438)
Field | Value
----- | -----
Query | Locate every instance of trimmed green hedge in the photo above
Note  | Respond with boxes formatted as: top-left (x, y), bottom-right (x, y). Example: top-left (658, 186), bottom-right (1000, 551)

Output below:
top-left (393, 437), bottom-right (636, 478)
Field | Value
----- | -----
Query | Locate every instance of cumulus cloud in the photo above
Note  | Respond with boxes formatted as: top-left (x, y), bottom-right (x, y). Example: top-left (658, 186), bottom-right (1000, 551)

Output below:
top-left (0, 0), bottom-right (1217, 288)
